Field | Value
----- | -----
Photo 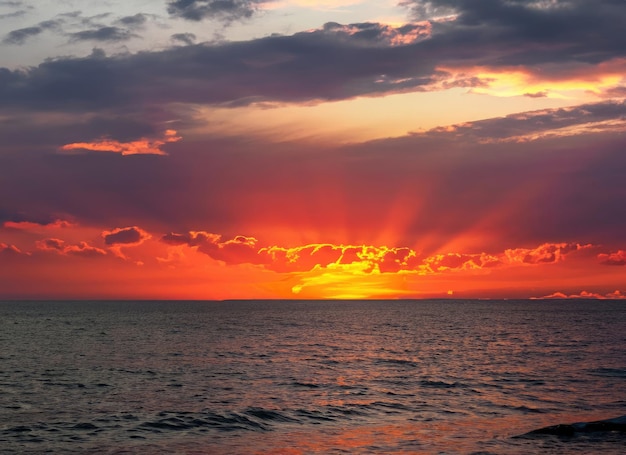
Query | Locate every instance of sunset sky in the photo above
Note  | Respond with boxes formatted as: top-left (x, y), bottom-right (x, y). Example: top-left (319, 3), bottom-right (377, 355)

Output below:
top-left (1, 0), bottom-right (625, 300)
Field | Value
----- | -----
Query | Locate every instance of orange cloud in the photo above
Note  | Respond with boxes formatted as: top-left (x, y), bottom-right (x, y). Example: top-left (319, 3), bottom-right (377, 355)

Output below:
top-left (3, 219), bottom-right (75, 231)
top-left (320, 21), bottom-right (432, 47)
top-left (162, 231), bottom-right (601, 280)
top-left (537, 290), bottom-right (626, 300)
top-left (261, 244), bottom-right (343, 272)
top-left (598, 250), bottom-right (626, 266)
top-left (264, 244), bottom-right (424, 274)
top-left (59, 129), bottom-right (181, 156)
top-left (65, 242), bottom-right (107, 257)
top-left (36, 238), bottom-right (65, 251)
top-left (102, 226), bottom-right (151, 246)
top-left (101, 226), bottom-right (152, 262)
top-left (0, 242), bottom-right (25, 256)
top-left (3, 221), bottom-right (626, 300)
top-left (376, 247), bottom-right (420, 273)
top-left (503, 242), bottom-right (592, 265)
top-left (36, 238), bottom-right (107, 258)
top-left (418, 243), bottom-right (592, 274)
top-left (162, 231), bottom-right (221, 247)
top-left (198, 235), bottom-right (264, 265)
top-left (165, 234), bottom-right (421, 273)
top-left (162, 231), bottom-right (267, 265)
top-left (422, 252), bottom-right (501, 273)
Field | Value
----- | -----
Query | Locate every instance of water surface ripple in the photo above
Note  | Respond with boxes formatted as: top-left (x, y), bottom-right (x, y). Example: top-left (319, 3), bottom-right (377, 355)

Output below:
top-left (1, 299), bottom-right (624, 454)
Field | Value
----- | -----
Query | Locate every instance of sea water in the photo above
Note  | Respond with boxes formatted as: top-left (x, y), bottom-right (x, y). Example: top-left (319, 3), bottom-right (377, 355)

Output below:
top-left (1, 299), bottom-right (624, 454)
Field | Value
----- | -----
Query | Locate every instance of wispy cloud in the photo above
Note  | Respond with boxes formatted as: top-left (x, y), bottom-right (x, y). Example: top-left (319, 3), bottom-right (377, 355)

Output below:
top-left (67, 26), bottom-right (137, 42)
top-left (3, 20), bottom-right (61, 45)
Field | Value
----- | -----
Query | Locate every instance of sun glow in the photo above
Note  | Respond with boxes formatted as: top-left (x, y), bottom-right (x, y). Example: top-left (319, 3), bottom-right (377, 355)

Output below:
top-left (443, 63), bottom-right (626, 99)
top-left (181, 88), bottom-right (572, 144)
top-left (290, 261), bottom-right (405, 299)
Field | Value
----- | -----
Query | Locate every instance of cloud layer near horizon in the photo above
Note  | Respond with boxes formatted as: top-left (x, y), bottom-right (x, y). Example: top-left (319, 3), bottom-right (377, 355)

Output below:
top-left (2, 219), bottom-right (624, 299)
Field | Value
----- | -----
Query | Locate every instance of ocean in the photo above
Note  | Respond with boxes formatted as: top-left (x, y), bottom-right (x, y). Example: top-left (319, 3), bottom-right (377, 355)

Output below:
top-left (1, 299), bottom-right (624, 454)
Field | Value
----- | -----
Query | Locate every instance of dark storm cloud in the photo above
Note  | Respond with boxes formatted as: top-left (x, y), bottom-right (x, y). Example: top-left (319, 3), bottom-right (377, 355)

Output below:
top-left (0, 0), bottom-right (624, 113)
top-left (167, 0), bottom-right (269, 23)
top-left (0, 24), bottom-right (439, 112)
top-left (0, 55), bottom-right (123, 111)
top-left (68, 26), bottom-right (137, 42)
top-left (401, 0), bottom-right (626, 69)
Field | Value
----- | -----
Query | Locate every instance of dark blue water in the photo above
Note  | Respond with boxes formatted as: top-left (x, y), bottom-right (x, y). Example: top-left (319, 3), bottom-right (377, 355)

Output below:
top-left (1, 299), bottom-right (625, 454)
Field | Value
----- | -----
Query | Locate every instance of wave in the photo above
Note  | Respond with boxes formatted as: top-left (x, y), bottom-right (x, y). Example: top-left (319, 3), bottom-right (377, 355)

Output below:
top-left (519, 415), bottom-right (626, 437)
top-left (137, 409), bottom-right (291, 433)
top-left (588, 368), bottom-right (626, 378)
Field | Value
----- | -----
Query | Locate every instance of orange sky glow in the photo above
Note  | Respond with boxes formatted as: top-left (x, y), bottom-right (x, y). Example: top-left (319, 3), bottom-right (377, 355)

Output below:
top-left (1, 219), bottom-right (625, 300)
top-left (1, 0), bottom-right (625, 300)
